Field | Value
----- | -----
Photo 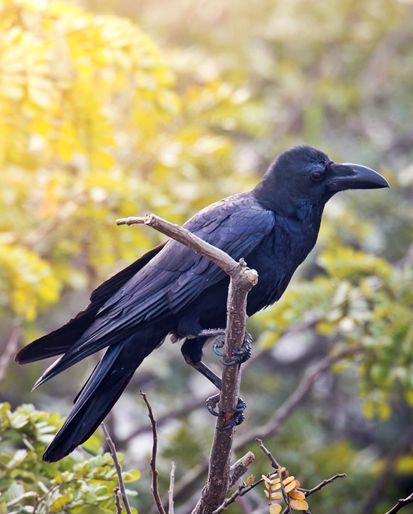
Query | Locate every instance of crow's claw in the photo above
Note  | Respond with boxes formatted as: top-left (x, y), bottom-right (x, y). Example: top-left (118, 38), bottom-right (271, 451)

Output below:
top-left (223, 333), bottom-right (253, 366)
top-left (205, 395), bottom-right (246, 427)
top-left (213, 336), bottom-right (225, 357)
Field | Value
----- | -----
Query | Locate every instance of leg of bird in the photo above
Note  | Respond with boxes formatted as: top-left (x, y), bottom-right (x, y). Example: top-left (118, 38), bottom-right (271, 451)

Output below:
top-left (181, 337), bottom-right (246, 427)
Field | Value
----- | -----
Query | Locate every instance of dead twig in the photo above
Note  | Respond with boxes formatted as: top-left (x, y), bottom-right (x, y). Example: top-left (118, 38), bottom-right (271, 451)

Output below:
top-left (141, 391), bottom-right (166, 514)
top-left (101, 423), bottom-right (132, 514)
top-left (168, 461), bottom-right (176, 514)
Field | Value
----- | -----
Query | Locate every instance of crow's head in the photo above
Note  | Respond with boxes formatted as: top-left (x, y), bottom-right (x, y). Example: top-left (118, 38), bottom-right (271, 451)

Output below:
top-left (254, 145), bottom-right (388, 215)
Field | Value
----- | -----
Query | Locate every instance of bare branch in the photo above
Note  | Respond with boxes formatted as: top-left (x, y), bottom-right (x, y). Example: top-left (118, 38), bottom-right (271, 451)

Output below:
top-left (302, 474), bottom-right (347, 498)
top-left (141, 391), bottom-right (166, 514)
top-left (118, 212), bottom-right (258, 514)
top-left (168, 462), bottom-right (176, 514)
top-left (101, 423), bottom-right (132, 514)
top-left (384, 493), bottom-right (413, 514)
top-left (116, 214), bottom-right (240, 276)
top-left (114, 487), bottom-right (122, 514)
top-left (255, 438), bottom-right (281, 470)
top-left (229, 451), bottom-right (255, 487)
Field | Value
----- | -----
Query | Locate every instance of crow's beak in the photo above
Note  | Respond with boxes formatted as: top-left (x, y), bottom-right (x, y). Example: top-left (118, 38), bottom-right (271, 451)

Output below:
top-left (327, 163), bottom-right (389, 192)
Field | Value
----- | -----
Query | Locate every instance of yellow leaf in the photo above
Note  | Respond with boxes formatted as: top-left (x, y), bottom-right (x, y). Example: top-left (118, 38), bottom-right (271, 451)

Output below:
top-left (246, 474), bottom-right (255, 486)
top-left (284, 481), bottom-right (297, 493)
top-left (269, 504), bottom-right (282, 514)
top-left (288, 489), bottom-right (306, 500)
top-left (290, 499), bottom-right (309, 511)
top-left (264, 490), bottom-right (282, 500)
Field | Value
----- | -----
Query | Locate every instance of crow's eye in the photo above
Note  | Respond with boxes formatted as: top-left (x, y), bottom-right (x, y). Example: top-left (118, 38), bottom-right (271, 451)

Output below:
top-left (310, 170), bottom-right (324, 182)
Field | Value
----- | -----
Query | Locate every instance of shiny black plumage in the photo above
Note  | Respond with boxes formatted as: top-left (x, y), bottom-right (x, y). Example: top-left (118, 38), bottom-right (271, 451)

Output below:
top-left (16, 145), bottom-right (388, 461)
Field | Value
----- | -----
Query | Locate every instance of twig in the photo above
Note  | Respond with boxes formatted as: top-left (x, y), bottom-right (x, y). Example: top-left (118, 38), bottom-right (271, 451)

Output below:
top-left (255, 438), bottom-right (281, 469)
top-left (302, 473), bottom-right (347, 497)
top-left (229, 451), bottom-right (255, 487)
top-left (212, 478), bottom-right (265, 514)
top-left (141, 391), bottom-right (166, 514)
top-left (118, 213), bottom-right (258, 514)
top-left (168, 461), bottom-right (176, 514)
top-left (234, 345), bottom-right (364, 450)
top-left (114, 487), bottom-right (122, 514)
top-left (101, 423), bottom-right (132, 514)
top-left (384, 492), bottom-right (413, 514)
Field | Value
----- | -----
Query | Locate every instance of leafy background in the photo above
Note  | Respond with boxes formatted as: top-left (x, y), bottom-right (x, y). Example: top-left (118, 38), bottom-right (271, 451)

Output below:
top-left (0, 0), bottom-right (412, 512)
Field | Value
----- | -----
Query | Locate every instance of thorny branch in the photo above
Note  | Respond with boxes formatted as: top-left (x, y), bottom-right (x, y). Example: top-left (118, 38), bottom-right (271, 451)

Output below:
top-left (101, 423), bottom-right (132, 514)
top-left (168, 461), bottom-right (176, 514)
top-left (117, 213), bottom-right (258, 514)
top-left (141, 391), bottom-right (166, 514)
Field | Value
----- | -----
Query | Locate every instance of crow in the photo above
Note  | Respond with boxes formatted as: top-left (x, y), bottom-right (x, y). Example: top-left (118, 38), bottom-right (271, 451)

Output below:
top-left (16, 145), bottom-right (388, 462)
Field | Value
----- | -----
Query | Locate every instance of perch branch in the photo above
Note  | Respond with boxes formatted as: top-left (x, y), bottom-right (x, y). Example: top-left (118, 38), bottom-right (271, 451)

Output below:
top-left (117, 213), bottom-right (258, 514)
top-left (101, 423), bottom-right (132, 514)
top-left (141, 391), bottom-right (166, 514)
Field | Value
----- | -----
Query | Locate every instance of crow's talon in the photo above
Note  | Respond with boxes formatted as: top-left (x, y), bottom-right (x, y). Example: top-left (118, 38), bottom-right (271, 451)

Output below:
top-left (205, 394), bottom-right (220, 416)
top-left (222, 333), bottom-right (252, 366)
top-left (213, 337), bottom-right (225, 357)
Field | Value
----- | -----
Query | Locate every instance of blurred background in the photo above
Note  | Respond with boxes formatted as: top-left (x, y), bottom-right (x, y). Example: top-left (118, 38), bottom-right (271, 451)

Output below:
top-left (1, 0), bottom-right (413, 512)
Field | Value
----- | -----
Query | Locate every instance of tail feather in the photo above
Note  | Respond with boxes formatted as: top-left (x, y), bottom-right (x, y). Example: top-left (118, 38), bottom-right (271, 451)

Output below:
top-left (43, 334), bottom-right (154, 462)
top-left (16, 244), bottom-right (165, 365)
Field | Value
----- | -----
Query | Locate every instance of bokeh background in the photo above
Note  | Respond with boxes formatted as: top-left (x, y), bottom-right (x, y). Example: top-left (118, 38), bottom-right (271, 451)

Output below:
top-left (1, 0), bottom-right (413, 512)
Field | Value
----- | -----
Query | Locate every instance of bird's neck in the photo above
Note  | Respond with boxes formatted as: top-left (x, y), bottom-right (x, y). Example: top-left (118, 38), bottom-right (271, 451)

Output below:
top-left (253, 181), bottom-right (325, 222)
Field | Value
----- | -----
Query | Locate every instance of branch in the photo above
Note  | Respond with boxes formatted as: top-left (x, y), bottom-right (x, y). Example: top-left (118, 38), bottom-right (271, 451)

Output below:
top-left (173, 344), bottom-right (362, 504)
top-left (118, 213), bottom-right (258, 514)
top-left (384, 493), bottom-right (413, 514)
top-left (101, 423), bottom-right (132, 514)
top-left (116, 214), bottom-right (239, 276)
top-left (212, 478), bottom-right (265, 514)
top-left (168, 461), bottom-right (176, 514)
top-left (141, 391), bottom-right (166, 514)
top-left (229, 451), bottom-right (255, 487)
top-left (302, 474), bottom-right (347, 498)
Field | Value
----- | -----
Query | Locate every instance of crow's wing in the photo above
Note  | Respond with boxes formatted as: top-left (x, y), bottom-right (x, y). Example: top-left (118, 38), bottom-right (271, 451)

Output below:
top-left (35, 195), bottom-right (275, 385)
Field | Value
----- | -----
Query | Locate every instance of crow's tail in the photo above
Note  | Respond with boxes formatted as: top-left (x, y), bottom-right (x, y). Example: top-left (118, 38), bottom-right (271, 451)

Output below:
top-left (43, 332), bottom-right (157, 462)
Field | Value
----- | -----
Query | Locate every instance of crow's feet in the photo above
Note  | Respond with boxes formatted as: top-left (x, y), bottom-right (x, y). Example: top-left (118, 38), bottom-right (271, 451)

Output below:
top-left (220, 332), bottom-right (253, 366)
top-left (205, 394), bottom-right (246, 428)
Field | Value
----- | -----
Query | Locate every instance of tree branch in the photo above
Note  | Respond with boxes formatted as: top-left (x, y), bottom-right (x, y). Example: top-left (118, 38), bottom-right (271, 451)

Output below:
top-left (101, 423), bottom-right (132, 514)
top-left (302, 474), bottom-right (347, 498)
top-left (168, 461), bottom-right (176, 514)
top-left (117, 213), bottom-right (258, 514)
top-left (141, 391), bottom-right (166, 514)
top-left (384, 493), bottom-right (413, 514)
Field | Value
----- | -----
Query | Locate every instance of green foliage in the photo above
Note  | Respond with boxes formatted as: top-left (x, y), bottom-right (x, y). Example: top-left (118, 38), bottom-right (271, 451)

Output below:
top-left (0, 403), bottom-right (139, 513)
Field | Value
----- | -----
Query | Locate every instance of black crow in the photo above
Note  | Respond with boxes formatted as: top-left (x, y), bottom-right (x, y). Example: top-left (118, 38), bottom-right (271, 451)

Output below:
top-left (15, 145), bottom-right (388, 461)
